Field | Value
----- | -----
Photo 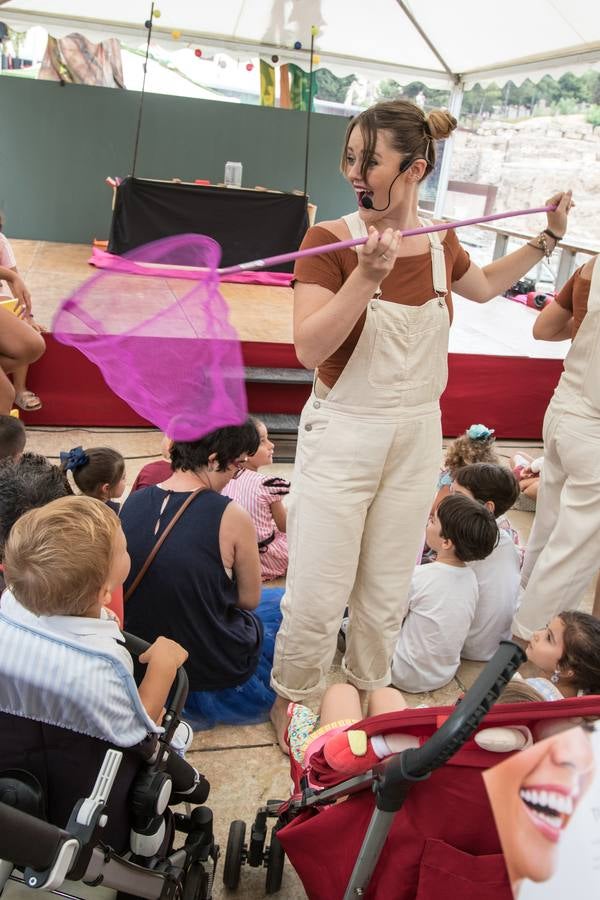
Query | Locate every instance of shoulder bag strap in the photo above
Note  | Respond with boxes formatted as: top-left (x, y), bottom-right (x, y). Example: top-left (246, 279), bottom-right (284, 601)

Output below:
top-left (124, 487), bottom-right (204, 603)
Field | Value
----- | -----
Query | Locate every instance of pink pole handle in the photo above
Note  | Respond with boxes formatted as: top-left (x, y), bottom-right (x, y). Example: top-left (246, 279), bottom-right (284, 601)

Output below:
top-left (217, 204), bottom-right (555, 276)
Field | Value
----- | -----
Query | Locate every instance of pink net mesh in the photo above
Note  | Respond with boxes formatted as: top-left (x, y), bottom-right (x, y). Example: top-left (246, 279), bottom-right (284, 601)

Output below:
top-left (53, 234), bottom-right (247, 441)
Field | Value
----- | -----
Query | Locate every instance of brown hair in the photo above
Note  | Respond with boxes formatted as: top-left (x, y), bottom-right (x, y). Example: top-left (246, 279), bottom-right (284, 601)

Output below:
top-left (436, 493), bottom-right (498, 563)
top-left (455, 463), bottom-right (520, 518)
top-left (4, 496), bottom-right (120, 616)
top-left (61, 446), bottom-right (125, 498)
top-left (444, 432), bottom-right (500, 477)
top-left (499, 680), bottom-right (546, 704)
top-left (0, 415), bottom-right (26, 460)
top-left (558, 611), bottom-right (600, 695)
top-left (341, 99), bottom-right (457, 184)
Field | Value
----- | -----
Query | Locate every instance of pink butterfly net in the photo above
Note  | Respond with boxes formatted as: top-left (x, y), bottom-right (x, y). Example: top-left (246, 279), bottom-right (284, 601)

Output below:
top-left (53, 234), bottom-right (247, 441)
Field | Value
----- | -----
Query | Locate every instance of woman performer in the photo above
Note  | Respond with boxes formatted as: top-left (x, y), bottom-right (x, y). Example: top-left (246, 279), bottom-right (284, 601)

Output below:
top-left (270, 98), bottom-right (571, 750)
top-left (512, 254), bottom-right (600, 640)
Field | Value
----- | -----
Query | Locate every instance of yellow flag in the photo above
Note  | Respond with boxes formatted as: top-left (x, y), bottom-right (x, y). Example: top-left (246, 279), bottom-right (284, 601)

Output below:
top-left (260, 59), bottom-right (275, 107)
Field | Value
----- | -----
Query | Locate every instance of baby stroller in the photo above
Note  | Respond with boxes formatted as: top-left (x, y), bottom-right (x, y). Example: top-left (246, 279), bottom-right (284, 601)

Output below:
top-left (0, 612), bottom-right (219, 900)
top-left (225, 642), bottom-right (600, 899)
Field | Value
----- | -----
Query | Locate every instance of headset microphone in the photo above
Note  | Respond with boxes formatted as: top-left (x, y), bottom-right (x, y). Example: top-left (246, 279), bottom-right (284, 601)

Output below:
top-left (359, 157), bottom-right (416, 211)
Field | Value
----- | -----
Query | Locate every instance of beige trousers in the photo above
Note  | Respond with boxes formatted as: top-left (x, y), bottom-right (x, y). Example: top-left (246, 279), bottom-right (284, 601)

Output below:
top-left (513, 256), bottom-right (600, 640)
top-left (271, 211), bottom-right (449, 700)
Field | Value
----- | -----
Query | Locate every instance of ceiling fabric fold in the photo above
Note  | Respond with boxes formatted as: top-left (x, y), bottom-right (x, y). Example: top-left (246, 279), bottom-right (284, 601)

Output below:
top-left (0, 0), bottom-right (599, 87)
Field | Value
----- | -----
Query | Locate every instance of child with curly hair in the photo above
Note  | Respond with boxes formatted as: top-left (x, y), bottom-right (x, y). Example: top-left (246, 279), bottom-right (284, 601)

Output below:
top-left (438, 424), bottom-right (500, 493)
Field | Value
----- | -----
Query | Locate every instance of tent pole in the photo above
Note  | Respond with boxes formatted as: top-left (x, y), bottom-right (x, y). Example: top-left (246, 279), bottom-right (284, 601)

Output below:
top-left (131, 2), bottom-right (154, 179)
top-left (302, 29), bottom-right (316, 198)
top-left (433, 79), bottom-right (464, 219)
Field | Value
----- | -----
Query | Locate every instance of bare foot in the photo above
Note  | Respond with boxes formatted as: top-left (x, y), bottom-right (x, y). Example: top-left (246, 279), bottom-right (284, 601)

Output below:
top-left (269, 694), bottom-right (290, 755)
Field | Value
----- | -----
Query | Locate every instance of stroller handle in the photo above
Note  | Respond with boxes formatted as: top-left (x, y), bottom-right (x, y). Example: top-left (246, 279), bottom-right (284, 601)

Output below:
top-left (376, 641), bottom-right (526, 810)
top-left (0, 802), bottom-right (72, 871)
top-left (123, 632), bottom-right (190, 732)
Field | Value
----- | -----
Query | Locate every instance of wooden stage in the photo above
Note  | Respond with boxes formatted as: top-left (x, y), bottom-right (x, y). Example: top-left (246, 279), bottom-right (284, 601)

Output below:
top-left (10, 239), bottom-right (566, 438)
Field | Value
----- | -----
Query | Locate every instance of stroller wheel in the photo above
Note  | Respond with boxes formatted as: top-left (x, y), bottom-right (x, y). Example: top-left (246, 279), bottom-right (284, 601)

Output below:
top-left (183, 860), bottom-right (210, 900)
top-left (223, 819), bottom-right (246, 890)
top-left (265, 827), bottom-right (285, 895)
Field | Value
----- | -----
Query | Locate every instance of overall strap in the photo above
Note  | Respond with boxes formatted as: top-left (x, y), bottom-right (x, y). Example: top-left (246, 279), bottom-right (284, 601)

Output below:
top-left (342, 211), bottom-right (381, 298)
top-left (422, 218), bottom-right (447, 296)
top-left (342, 211), bottom-right (368, 239)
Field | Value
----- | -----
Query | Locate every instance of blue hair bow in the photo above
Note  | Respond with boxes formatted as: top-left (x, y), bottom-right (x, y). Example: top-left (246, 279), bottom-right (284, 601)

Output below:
top-left (60, 446), bottom-right (89, 472)
top-left (467, 424), bottom-right (495, 442)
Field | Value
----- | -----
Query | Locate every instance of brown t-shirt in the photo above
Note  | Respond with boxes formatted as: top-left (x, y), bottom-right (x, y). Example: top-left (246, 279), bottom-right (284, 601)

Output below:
top-left (555, 264), bottom-right (592, 340)
top-left (294, 224), bottom-right (471, 387)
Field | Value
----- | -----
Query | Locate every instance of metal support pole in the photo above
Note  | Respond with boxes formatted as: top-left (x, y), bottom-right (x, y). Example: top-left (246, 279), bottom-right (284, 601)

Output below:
top-left (342, 807), bottom-right (396, 900)
top-left (131, 2), bottom-right (154, 178)
top-left (433, 80), bottom-right (464, 219)
top-left (302, 28), bottom-right (316, 198)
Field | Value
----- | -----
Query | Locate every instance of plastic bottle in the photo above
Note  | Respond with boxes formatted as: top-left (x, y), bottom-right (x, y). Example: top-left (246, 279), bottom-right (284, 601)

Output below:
top-left (224, 161), bottom-right (243, 187)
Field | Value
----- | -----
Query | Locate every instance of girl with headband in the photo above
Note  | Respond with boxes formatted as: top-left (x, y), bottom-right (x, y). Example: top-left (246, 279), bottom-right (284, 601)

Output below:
top-left (270, 99), bottom-right (572, 751)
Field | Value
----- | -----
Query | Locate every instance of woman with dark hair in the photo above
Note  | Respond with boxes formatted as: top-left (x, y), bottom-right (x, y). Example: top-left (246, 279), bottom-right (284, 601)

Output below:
top-left (121, 421), bottom-right (282, 728)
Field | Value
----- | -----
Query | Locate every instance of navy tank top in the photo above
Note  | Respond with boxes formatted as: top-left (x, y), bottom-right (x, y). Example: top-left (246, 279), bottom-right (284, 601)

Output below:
top-left (121, 487), bottom-right (262, 692)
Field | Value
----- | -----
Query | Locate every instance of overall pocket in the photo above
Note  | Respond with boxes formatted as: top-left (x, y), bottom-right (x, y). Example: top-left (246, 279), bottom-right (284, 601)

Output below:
top-left (367, 301), bottom-right (449, 392)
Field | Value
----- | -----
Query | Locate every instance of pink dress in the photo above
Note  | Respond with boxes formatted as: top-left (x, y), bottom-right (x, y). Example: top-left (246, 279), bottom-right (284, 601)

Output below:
top-left (222, 469), bottom-right (289, 581)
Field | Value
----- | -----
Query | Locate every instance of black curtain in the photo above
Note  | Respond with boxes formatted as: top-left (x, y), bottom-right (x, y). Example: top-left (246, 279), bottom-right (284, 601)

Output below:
top-left (109, 177), bottom-right (309, 272)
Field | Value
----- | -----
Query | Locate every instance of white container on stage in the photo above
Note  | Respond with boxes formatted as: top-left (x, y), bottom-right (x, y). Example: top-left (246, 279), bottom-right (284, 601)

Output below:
top-left (224, 161), bottom-right (243, 187)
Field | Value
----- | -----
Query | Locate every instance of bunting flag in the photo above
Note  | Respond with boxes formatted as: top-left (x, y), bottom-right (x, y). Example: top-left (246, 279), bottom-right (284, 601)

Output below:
top-left (279, 63), bottom-right (292, 109)
top-left (288, 63), bottom-right (315, 111)
top-left (259, 58), bottom-right (275, 106)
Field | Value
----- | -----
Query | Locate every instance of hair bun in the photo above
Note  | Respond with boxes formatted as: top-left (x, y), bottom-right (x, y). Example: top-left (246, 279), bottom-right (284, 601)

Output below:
top-left (426, 108), bottom-right (457, 140)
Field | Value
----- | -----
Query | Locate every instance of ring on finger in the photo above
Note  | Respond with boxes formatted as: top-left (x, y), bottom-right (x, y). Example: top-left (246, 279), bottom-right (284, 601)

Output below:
top-left (381, 253), bottom-right (391, 261)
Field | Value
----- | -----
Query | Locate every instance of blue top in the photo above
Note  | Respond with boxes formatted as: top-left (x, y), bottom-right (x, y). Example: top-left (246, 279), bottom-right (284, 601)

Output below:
top-left (121, 487), bottom-right (262, 692)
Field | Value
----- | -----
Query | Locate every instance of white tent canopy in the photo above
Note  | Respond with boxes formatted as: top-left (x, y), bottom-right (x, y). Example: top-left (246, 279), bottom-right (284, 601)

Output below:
top-left (1, 0), bottom-right (600, 88)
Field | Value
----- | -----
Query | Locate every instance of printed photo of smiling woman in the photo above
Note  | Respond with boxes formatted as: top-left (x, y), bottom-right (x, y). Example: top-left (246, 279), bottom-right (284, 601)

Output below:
top-left (484, 724), bottom-right (598, 898)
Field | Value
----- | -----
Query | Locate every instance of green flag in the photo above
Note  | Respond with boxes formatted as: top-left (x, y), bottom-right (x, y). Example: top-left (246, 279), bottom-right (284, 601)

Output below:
top-left (288, 63), bottom-right (315, 111)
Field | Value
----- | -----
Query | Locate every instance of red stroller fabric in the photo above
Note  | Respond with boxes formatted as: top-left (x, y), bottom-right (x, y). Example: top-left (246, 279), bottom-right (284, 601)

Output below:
top-left (278, 696), bottom-right (600, 900)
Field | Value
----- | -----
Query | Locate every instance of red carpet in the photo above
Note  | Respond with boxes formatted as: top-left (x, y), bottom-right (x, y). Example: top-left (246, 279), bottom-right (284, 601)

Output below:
top-left (22, 336), bottom-right (563, 439)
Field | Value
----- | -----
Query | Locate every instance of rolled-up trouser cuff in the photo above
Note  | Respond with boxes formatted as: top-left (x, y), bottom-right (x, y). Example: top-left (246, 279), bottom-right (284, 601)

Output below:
top-left (269, 670), bottom-right (326, 704)
top-left (341, 657), bottom-right (392, 692)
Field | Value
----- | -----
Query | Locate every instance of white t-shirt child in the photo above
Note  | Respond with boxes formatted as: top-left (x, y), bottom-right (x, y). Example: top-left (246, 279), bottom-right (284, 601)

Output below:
top-left (462, 528), bottom-right (521, 661)
top-left (392, 562), bottom-right (478, 693)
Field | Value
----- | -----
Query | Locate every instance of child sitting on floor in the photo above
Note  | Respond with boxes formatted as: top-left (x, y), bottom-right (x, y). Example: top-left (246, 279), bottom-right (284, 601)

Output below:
top-left (130, 433), bottom-right (173, 493)
top-left (522, 610), bottom-right (600, 700)
top-left (437, 423), bottom-right (499, 495)
top-left (2, 496), bottom-right (190, 742)
top-left (451, 463), bottom-right (522, 661)
top-left (0, 414), bottom-right (26, 462)
top-left (222, 417), bottom-right (290, 581)
top-left (60, 445), bottom-right (126, 513)
top-left (391, 493), bottom-right (499, 693)
top-left (510, 450), bottom-right (544, 510)
top-left (289, 680), bottom-right (547, 780)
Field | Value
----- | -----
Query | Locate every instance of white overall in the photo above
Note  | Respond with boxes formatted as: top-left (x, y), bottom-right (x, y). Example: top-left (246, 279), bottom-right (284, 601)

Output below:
top-left (271, 213), bottom-right (450, 699)
top-left (513, 257), bottom-right (600, 640)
